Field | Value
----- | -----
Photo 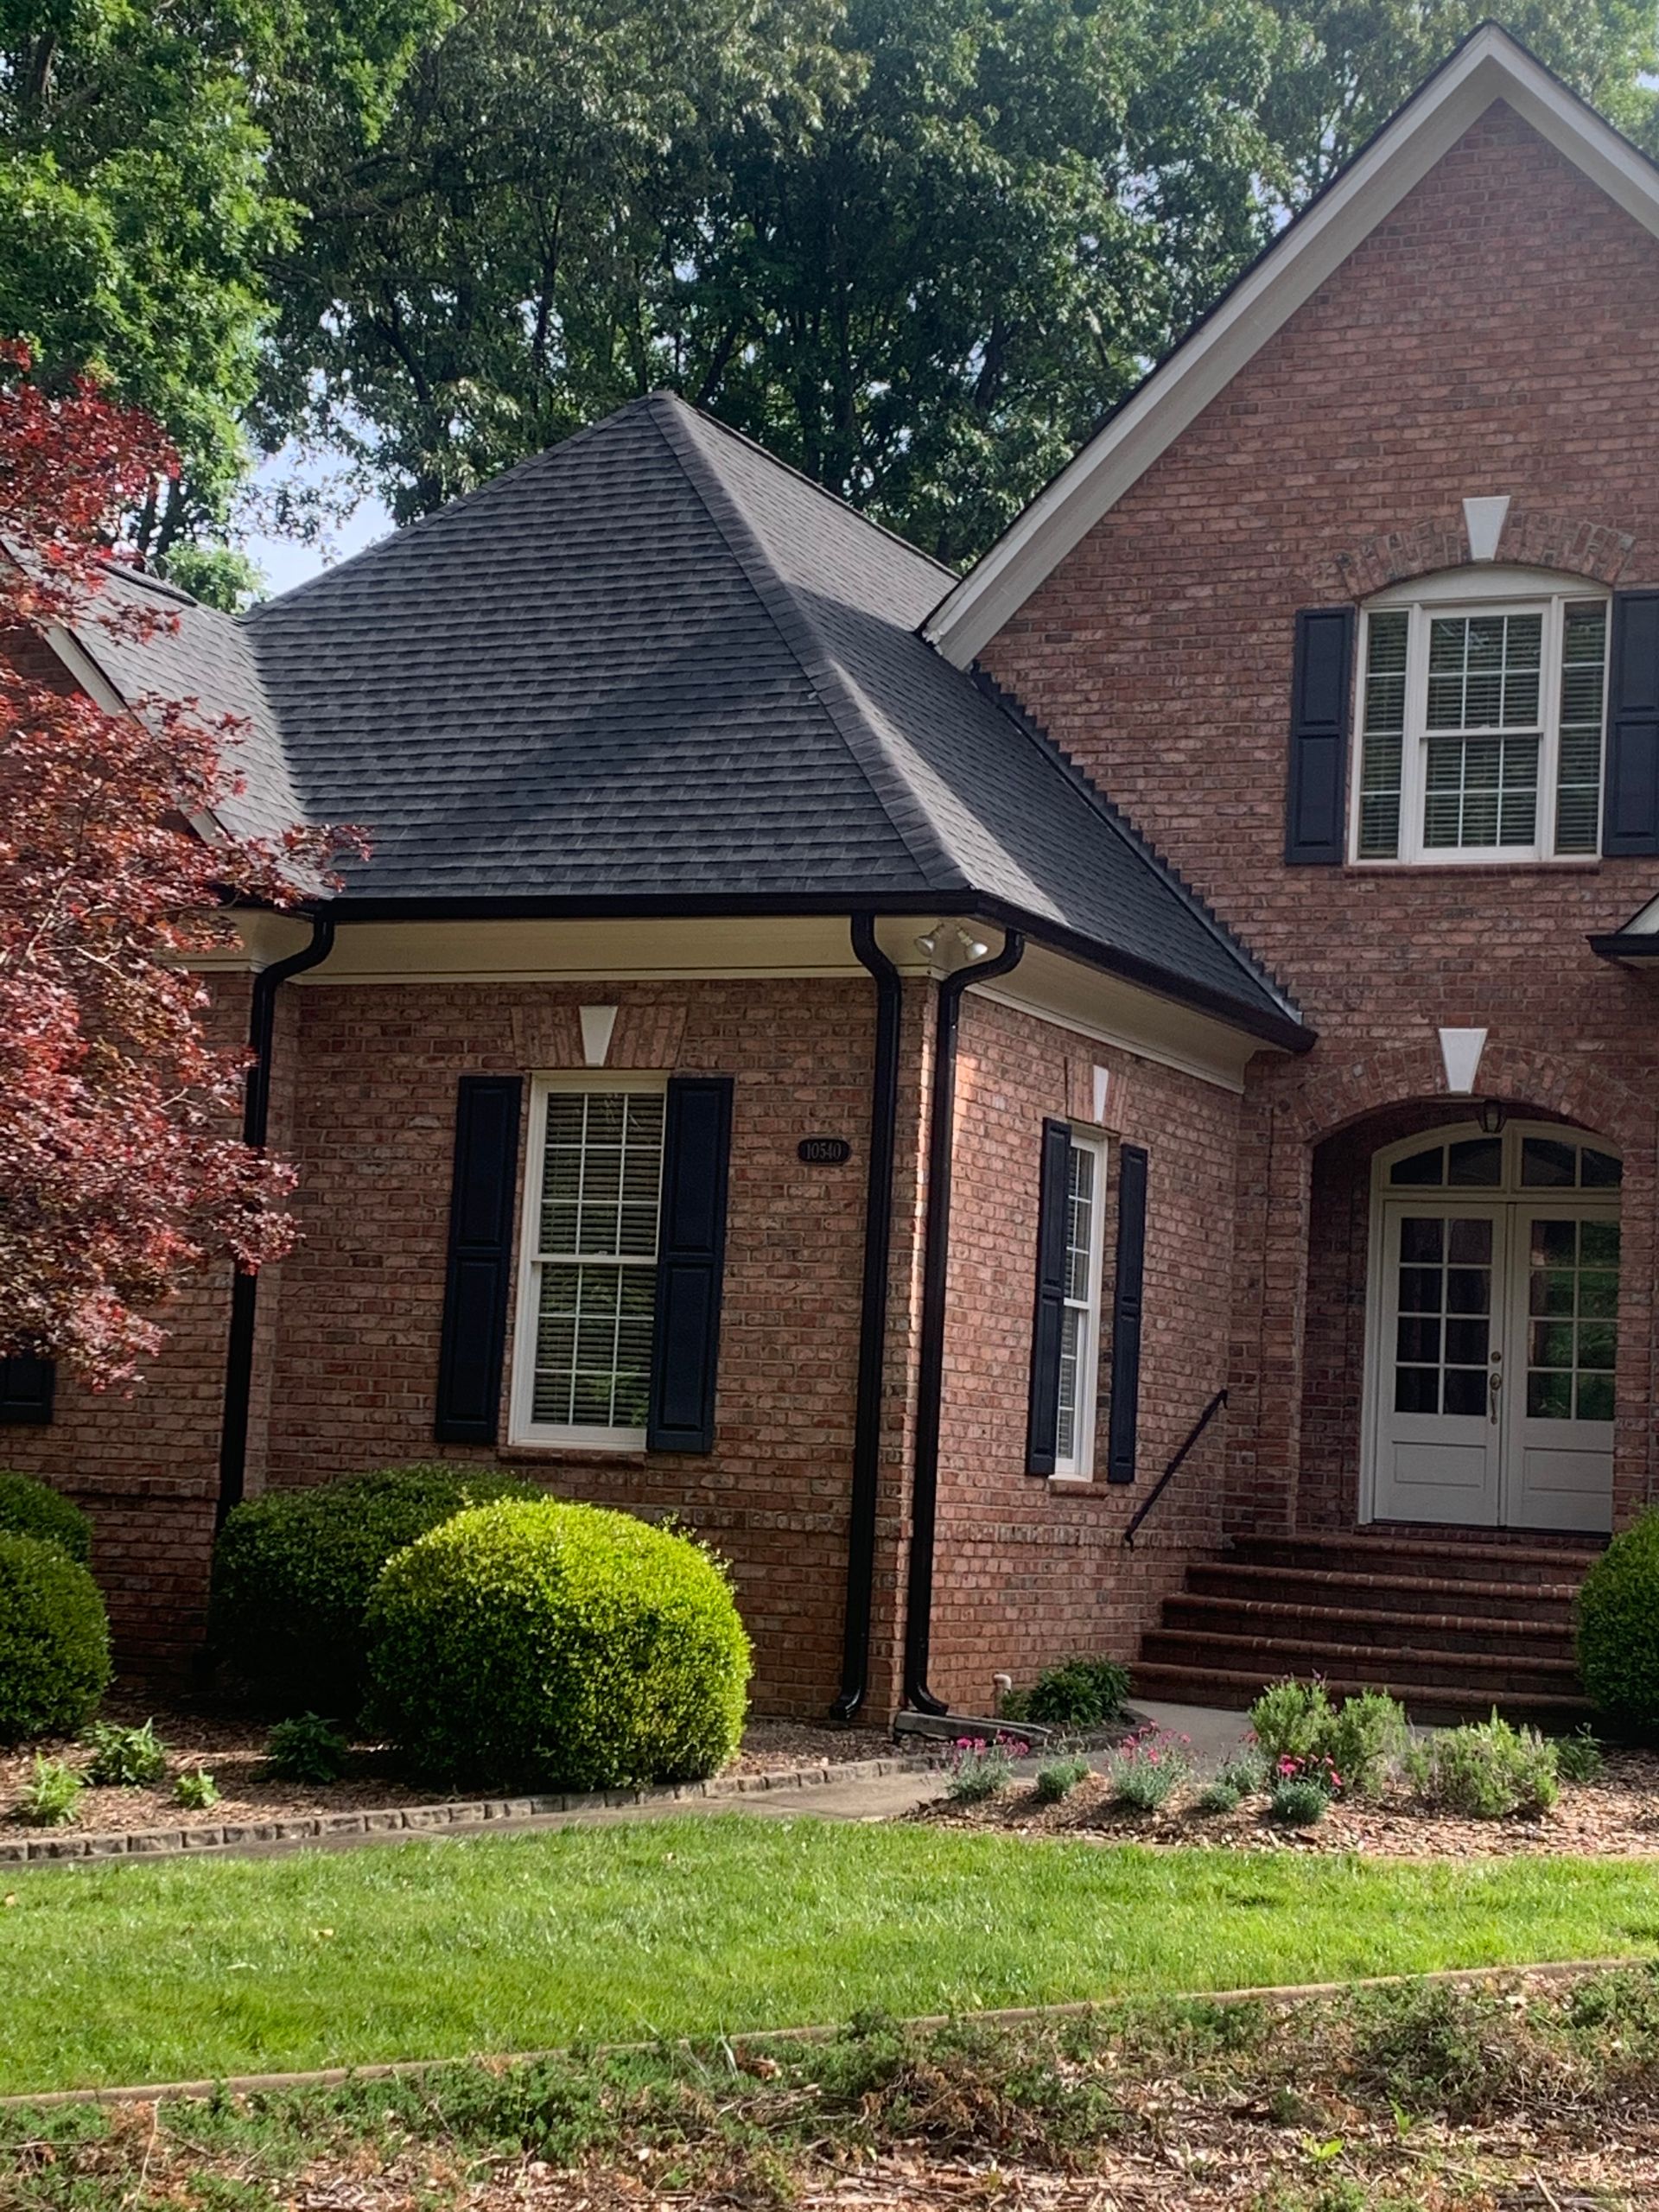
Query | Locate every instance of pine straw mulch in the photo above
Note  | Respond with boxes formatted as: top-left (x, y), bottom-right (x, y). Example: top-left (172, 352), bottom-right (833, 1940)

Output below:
top-left (0, 1702), bottom-right (882, 1841)
top-left (10, 1965), bottom-right (1659, 2208)
top-left (920, 1748), bottom-right (1659, 1859)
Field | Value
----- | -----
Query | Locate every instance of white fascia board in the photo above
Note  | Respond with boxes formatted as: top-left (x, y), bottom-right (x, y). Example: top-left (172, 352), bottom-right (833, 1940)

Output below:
top-left (43, 620), bottom-right (231, 849)
top-left (925, 29), bottom-right (1659, 667)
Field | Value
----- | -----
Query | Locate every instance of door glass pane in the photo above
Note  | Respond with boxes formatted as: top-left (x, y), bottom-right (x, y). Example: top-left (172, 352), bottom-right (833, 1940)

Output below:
top-left (1522, 1136), bottom-right (1577, 1187)
top-left (1448, 1138), bottom-right (1502, 1186)
top-left (1523, 1216), bottom-right (1619, 1427)
top-left (1393, 1216), bottom-right (1491, 1418)
top-left (1390, 1145), bottom-right (1444, 1187)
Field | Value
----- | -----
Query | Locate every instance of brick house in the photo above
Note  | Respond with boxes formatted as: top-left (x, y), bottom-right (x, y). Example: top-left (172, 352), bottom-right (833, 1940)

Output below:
top-left (9, 23), bottom-right (1659, 1721)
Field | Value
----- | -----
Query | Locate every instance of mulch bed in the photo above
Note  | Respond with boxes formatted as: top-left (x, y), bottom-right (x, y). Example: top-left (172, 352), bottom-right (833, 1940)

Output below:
top-left (923, 1747), bottom-right (1659, 1856)
top-left (0, 1699), bottom-right (884, 1842)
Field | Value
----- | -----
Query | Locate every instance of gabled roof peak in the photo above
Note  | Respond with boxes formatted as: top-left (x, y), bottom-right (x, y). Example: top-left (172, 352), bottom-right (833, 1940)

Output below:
top-left (926, 21), bottom-right (1659, 664)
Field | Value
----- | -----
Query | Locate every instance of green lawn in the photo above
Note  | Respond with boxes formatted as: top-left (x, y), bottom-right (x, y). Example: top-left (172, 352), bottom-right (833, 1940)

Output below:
top-left (2, 1813), bottom-right (1655, 2096)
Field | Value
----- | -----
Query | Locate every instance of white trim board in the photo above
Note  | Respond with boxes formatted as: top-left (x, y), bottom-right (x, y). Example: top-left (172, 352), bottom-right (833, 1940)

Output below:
top-left (925, 26), bottom-right (1659, 667)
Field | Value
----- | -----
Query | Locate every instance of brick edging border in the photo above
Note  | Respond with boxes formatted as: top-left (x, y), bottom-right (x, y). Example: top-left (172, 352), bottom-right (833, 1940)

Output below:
top-left (0, 1955), bottom-right (1642, 2113)
top-left (0, 1750), bottom-right (954, 1866)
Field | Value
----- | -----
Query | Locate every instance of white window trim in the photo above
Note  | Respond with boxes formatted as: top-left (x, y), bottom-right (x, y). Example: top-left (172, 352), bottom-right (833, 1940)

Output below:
top-left (1349, 571), bottom-right (1610, 868)
top-left (1053, 1128), bottom-right (1109, 1481)
top-left (508, 1071), bottom-right (667, 1452)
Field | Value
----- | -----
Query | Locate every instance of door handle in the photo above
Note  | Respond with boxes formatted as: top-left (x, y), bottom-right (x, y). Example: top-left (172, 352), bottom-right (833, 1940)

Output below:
top-left (1489, 1368), bottom-right (1503, 1425)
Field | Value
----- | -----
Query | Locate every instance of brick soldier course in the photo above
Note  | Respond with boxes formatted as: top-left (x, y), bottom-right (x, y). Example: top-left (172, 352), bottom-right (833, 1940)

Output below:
top-left (7, 26), bottom-right (1658, 1719)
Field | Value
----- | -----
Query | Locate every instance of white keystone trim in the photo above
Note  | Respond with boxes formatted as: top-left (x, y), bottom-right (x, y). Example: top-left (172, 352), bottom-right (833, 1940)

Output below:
top-left (1438, 1025), bottom-right (1488, 1094)
top-left (925, 28), bottom-right (1659, 665)
top-left (1462, 494), bottom-right (1511, 561)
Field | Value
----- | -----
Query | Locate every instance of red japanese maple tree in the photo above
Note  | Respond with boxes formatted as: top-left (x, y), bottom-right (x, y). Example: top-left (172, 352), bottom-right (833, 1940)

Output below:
top-left (0, 345), bottom-right (348, 1383)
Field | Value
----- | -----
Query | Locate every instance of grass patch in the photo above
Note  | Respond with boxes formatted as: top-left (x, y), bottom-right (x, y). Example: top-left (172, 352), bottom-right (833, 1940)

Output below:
top-left (0, 1814), bottom-right (1655, 2095)
top-left (8, 1965), bottom-right (1659, 2208)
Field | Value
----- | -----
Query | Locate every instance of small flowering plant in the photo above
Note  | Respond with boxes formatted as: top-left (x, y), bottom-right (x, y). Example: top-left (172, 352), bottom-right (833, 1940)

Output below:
top-left (1104, 1725), bottom-right (1192, 1811)
top-left (945, 1732), bottom-right (1029, 1803)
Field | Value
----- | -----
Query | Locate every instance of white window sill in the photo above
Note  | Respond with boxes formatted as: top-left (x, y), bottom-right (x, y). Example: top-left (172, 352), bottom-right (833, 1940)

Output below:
top-left (1047, 1473), bottom-right (1096, 1489)
top-left (505, 1428), bottom-right (648, 1455)
top-left (1345, 856), bottom-right (1603, 874)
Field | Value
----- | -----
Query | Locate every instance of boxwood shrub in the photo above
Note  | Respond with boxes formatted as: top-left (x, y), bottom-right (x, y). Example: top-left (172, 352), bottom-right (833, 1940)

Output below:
top-left (0, 1471), bottom-right (92, 1564)
top-left (1579, 1511), bottom-right (1659, 1729)
top-left (0, 1530), bottom-right (111, 1743)
top-left (365, 1498), bottom-right (753, 1789)
top-left (211, 1464), bottom-right (543, 1712)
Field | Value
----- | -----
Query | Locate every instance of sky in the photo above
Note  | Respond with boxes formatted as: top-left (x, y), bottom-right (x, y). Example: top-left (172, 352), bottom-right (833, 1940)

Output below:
top-left (240, 445), bottom-right (396, 596)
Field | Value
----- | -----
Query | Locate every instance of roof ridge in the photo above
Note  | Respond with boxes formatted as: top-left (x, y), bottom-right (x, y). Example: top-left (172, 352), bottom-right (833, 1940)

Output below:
top-left (243, 402), bottom-right (661, 626)
top-left (644, 397), bottom-right (969, 893)
top-left (967, 666), bottom-right (1306, 1024)
top-left (652, 391), bottom-right (959, 584)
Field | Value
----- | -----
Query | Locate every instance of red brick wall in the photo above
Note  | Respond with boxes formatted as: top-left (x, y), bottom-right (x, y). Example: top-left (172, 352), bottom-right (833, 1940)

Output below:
top-left (924, 991), bottom-right (1240, 1710)
top-left (251, 976), bottom-right (885, 1717)
top-left (0, 976), bottom-right (251, 1676)
top-left (981, 103), bottom-right (1659, 1536)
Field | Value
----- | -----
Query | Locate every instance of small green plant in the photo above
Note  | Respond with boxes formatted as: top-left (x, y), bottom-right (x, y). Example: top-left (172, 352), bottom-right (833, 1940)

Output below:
top-left (1406, 1713), bottom-right (1559, 1818)
top-left (264, 1713), bottom-right (350, 1785)
top-left (16, 1756), bottom-right (83, 1827)
top-left (0, 1472), bottom-right (93, 1563)
top-left (1011, 1656), bottom-right (1131, 1732)
top-left (1578, 1510), bottom-right (1659, 1729)
top-left (84, 1717), bottom-right (169, 1787)
top-left (1249, 1677), bottom-right (1333, 1763)
top-left (1217, 1747), bottom-right (1268, 1796)
top-left (946, 1734), bottom-right (1027, 1802)
top-left (1554, 1726), bottom-right (1604, 1784)
top-left (1104, 1725), bottom-right (1191, 1810)
top-left (1032, 1755), bottom-right (1091, 1804)
top-left (1269, 1754), bottom-right (1340, 1826)
top-left (1197, 1776), bottom-right (1243, 1813)
top-left (1323, 1691), bottom-right (1408, 1799)
top-left (1248, 1681), bottom-right (1406, 1799)
top-left (0, 1530), bottom-right (111, 1744)
top-left (173, 1768), bottom-right (220, 1811)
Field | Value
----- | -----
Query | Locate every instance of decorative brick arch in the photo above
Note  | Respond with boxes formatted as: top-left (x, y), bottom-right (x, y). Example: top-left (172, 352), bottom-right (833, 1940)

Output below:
top-left (1314, 508), bottom-right (1637, 601)
top-left (1279, 1039), bottom-right (1650, 1157)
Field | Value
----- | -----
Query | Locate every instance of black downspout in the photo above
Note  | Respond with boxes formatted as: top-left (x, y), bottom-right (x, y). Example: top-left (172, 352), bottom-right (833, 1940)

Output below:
top-left (903, 926), bottom-right (1025, 1713)
top-left (830, 916), bottom-right (904, 1722)
top-left (215, 912), bottom-right (336, 1530)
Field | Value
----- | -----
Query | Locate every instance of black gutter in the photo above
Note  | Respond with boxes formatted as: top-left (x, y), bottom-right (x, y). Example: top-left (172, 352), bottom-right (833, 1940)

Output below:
top-left (1589, 933), bottom-right (1659, 961)
top-left (215, 912), bottom-right (336, 1529)
top-left (903, 926), bottom-right (1026, 1713)
top-left (831, 918), bottom-right (905, 1722)
top-left (274, 892), bottom-right (1311, 1053)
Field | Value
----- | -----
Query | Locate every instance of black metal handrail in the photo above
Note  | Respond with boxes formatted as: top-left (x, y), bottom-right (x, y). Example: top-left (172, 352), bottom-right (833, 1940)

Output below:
top-left (1122, 1388), bottom-right (1228, 1548)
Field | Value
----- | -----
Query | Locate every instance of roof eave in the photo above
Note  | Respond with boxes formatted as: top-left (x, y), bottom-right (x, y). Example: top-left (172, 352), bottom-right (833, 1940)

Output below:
top-left (924, 25), bottom-right (1659, 667)
top-left (287, 887), bottom-right (1314, 1051)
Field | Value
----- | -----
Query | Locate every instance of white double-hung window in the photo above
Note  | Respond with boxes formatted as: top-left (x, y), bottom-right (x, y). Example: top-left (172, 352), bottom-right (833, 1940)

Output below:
top-left (1353, 570), bottom-right (1609, 864)
top-left (510, 1076), bottom-right (665, 1447)
top-left (1053, 1130), bottom-right (1107, 1478)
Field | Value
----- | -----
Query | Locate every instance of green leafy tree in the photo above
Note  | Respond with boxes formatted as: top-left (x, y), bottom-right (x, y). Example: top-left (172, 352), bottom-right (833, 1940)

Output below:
top-left (0, 0), bottom-right (442, 556)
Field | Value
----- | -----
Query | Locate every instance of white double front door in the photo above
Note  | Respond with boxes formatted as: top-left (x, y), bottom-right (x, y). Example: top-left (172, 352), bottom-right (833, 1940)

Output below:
top-left (1365, 1128), bottom-right (1620, 1534)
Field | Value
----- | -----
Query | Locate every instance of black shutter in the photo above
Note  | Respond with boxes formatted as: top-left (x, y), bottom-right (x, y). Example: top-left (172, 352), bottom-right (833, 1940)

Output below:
top-left (434, 1075), bottom-right (523, 1444)
top-left (1106, 1142), bottom-right (1148, 1484)
top-left (1025, 1118), bottom-right (1072, 1477)
top-left (0, 1357), bottom-right (55, 1426)
top-left (1284, 607), bottom-right (1356, 864)
top-left (646, 1076), bottom-right (734, 1453)
top-left (1604, 589), bottom-right (1659, 856)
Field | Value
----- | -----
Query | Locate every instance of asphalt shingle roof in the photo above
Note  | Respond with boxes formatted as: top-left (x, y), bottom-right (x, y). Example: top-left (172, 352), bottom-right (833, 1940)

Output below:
top-left (67, 393), bottom-right (1303, 1041)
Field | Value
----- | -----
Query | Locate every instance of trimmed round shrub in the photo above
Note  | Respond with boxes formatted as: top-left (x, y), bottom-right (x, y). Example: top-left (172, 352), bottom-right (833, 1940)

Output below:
top-left (1579, 1511), bottom-right (1659, 1729)
top-left (0, 1531), bottom-right (111, 1743)
top-left (365, 1498), bottom-right (753, 1789)
top-left (210, 1464), bottom-right (544, 1713)
top-left (0, 1471), bottom-right (92, 1564)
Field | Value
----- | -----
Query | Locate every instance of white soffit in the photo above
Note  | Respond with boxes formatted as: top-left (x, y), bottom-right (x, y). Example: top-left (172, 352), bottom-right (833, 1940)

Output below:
top-left (925, 27), bottom-right (1659, 666)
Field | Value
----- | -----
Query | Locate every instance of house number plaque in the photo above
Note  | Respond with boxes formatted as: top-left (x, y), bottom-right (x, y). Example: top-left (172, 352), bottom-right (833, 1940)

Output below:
top-left (798, 1136), bottom-right (853, 1165)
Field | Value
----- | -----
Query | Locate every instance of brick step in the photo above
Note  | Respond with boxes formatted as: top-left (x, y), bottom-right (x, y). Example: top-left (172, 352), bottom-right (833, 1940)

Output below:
top-left (1163, 1592), bottom-right (1574, 1662)
top-left (1186, 1561), bottom-right (1580, 1625)
top-left (1128, 1662), bottom-right (1595, 1727)
top-left (1230, 1532), bottom-right (1603, 1587)
top-left (1140, 1626), bottom-right (1580, 1696)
